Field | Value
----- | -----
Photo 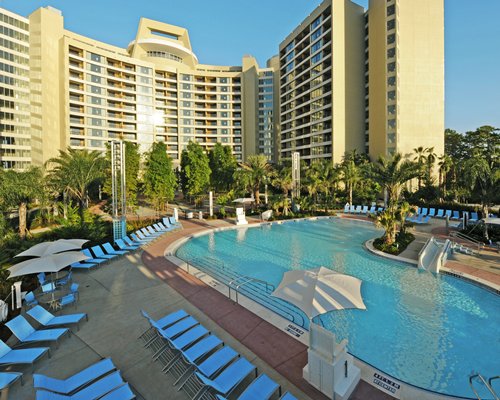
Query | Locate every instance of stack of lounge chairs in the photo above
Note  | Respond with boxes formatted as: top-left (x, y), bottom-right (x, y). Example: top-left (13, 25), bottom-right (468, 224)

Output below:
top-left (140, 309), bottom-right (298, 400)
top-left (70, 217), bottom-right (181, 272)
top-left (344, 204), bottom-right (384, 215)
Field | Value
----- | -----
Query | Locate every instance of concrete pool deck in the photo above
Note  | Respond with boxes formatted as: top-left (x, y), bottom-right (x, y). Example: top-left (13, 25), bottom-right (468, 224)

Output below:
top-left (6, 214), bottom-right (498, 400)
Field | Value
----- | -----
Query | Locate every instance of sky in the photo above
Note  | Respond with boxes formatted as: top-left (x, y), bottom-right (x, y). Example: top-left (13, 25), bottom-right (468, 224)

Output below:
top-left (1, 0), bottom-right (499, 133)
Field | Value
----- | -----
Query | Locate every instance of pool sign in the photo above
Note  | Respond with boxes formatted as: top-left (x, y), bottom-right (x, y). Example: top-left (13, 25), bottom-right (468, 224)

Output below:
top-left (285, 324), bottom-right (304, 338)
top-left (373, 372), bottom-right (401, 398)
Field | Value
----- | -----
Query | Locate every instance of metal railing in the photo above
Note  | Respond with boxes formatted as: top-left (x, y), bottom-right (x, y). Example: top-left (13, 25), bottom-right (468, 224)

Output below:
top-left (183, 256), bottom-right (307, 328)
top-left (451, 231), bottom-right (484, 253)
top-left (469, 373), bottom-right (499, 400)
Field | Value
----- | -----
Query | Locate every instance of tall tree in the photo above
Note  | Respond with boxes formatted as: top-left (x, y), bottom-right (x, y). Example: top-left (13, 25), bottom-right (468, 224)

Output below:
top-left (413, 146), bottom-right (428, 190)
top-left (180, 141), bottom-right (211, 198)
top-left (47, 148), bottom-right (105, 224)
top-left (143, 142), bottom-right (177, 211)
top-left (0, 167), bottom-right (44, 239)
top-left (208, 143), bottom-right (237, 192)
top-left (438, 154), bottom-right (453, 199)
top-left (372, 153), bottom-right (419, 208)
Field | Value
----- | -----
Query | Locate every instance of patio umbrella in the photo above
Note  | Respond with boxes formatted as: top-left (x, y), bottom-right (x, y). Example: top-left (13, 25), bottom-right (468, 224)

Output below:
top-left (15, 239), bottom-right (89, 258)
top-left (271, 266), bottom-right (366, 320)
top-left (232, 197), bottom-right (255, 204)
top-left (8, 252), bottom-right (89, 279)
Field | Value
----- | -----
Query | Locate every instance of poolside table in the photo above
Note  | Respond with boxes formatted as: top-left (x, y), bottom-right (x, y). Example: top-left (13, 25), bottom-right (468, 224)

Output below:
top-left (36, 288), bottom-right (71, 311)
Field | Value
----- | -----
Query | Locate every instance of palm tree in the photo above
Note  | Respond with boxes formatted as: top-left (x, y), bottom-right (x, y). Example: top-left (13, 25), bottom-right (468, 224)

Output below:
top-left (47, 148), bottom-right (106, 223)
top-left (438, 154), bottom-right (453, 199)
top-left (271, 166), bottom-right (293, 215)
top-left (425, 147), bottom-right (437, 187)
top-left (239, 155), bottom-right (272, 205)
top-left (413, 146), bottom-right (427, 190)
top-left (374, 210), bottom-right (398, 245)
top-left (0, 167), bottom-right (44, 239)
top-left (340, 160), bottom-right (361, 205)
top-left (372, 153), bottom-right (419, 208)
top-left (462, 151), bottom-right (498, 217)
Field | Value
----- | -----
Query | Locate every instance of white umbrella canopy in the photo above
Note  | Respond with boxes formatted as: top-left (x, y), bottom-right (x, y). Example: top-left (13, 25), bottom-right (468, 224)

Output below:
top-left (8, 251), bottom-right (89, 279)
top-left (15, 239), bottom-right (89, 258)
top-left (272, 266), bottom-right (366, 320)
top-left (232, 198), bottom-right (255, 204)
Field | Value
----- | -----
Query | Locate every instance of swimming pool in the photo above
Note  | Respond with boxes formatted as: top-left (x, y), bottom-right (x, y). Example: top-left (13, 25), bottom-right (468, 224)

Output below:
top-left (175, 218), bottom-right (500, 399)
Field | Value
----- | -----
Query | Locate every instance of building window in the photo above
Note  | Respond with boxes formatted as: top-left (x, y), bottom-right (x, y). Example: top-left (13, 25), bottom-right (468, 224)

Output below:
top-left (387, 133), bottom-right (396, 144)
top-left (387, 105), bottom-right (396, 115)
top-left (182, 74), bottom-right (191, 81)
top-left (311, 15), bottom-right (322, 30)
top-left (220, 77), bottom-right (227, 83)
top-left (387, 47), bottom-right (396, 59)
top-left (387, 62), bottom-right (396, 72)
top-left (88, 53), bottom-right (101, 63)
top-left (89, 86), bottom-right (101, 94)
top-left (311, 27), bottom-right (322, 42)
top-left (387, 90), bottom-right (396, 101)
top-left (312, 53), bottom-right (322, 64)
top-left (311, 40), bottom-right (323, 54)
top-left (387, 76), bottom-right (396, 86)
top-left (285, 42), bottom-right (294, 53)
top-left (387, 5), bottom-right (395, 16)
top-left (387, 34), bottom-right (396, 45)
top-left (183, 83), bottom-right (191, 90)
top-left (88, 64), bottom-right (101, 73)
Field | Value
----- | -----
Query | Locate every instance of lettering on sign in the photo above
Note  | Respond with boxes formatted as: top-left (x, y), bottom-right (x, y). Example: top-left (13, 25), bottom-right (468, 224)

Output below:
top-left (373, 372), bottom-right (401, 397)
top-left (285, 324), bottom-right (304, 338)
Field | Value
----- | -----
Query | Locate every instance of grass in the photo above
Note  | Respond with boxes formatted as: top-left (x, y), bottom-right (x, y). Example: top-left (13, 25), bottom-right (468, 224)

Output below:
top-left (373, 231), bottom-right (415, 255)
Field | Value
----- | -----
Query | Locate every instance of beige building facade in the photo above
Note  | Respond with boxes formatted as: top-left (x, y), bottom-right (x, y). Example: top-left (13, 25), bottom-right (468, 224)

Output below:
top-left (1, 6), bottom-right (278, 168)
top-left (0, 9), bottom-right (31, 169)
top-left (366, 0), bottom-right (445, 160)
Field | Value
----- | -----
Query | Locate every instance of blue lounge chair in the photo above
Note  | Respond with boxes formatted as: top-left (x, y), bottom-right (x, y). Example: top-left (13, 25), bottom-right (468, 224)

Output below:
top-left (435, 209), bottom-right (444, 218)
top-left (280, 392), bottom-right (298, 400)
top-left (35, 370), bottom-right (125, 400)
top-left (343, 204), bottom-right (350, 213)
top-left (130, 233), bottom-right (150, 244)
top-left (147, 226), bottom-right (164, 237)
top-left (139, 309), bottom-right (188, 344)
top-left (354, 205), bottom-right (362, 214)
top-left (115, 239), bottom-right (139, 251)
top-left (33, 358), bottom-right (115, 395)
top-left (349, 205), bottom-right (356, 213)
top-left (169, 216), bottom-right (181, 227)
top-left (164, 334), bottom-right (223, 375)
top-left (420, 207), bottom-right (428, 216)
top-left (91, 245), bottom-right (116, 260)
top-left (25, 291), bottom-right (39, 308)
top-left (81, 249), bottom-right (108, 266)
top-left (444, 210), bottom-right (452, 219)
top-left (216, 373), bottom-right (280, 400)
top-left (134, 231), bottom-right (152, 242)
top-left (102, 242), bottom-right (127, 256)
top-left (451, 210), bottom-right (461, 220)
top-left (42, 283), bottom-right (56, 293)
top-left (6, 315), bottom-right (68, 348)
top-left (177, 346), bottom-right (239, 390)
top-left (415, 215), bottom-right (431, 225)
top-left (99, 383), bottom-right (135, 400)
top-left (27, 305), bottom-right (87, 331)
top-left (143, 227), bottom-right (162, 237)
top-left (70, 261), bottom-right (99, 272)
top-left (377, 207), bottom-right (384, 212)
top-left (0, 339), bottom-right (49, 370)
top-left (361, 205), bottom-right (369, 214)
top-left (369, 206), bottom-right (376, 213)
top-left (428, 208), bottom-right (436, 217)
top-left (0, 372), bottom-right (23, 392)
top-left (146, 315), bottom-right (198, 349)
top-left (123, 236), bottom-right (143, 248)
top-left (469, 212), bottom-right (479, 223)
top-left (154, 223), bottom-right (171, 233)
top-left (193, 357), bottom-right (257, 399)
top-left (154, 325), bottom-right (209, 367)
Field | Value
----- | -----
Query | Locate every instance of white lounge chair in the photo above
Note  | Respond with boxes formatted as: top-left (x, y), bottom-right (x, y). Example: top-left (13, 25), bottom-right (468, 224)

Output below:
top-left (235, 208), bottom-right (248, 225)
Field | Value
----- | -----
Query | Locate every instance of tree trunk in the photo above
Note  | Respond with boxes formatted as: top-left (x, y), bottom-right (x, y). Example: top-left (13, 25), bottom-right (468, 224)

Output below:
top-left (18, 202), bottom-right (27, 239)
top-left (254, 188), bottom-right (260, 205)
top-left (349, 186), bottom-right (353, 205)
top-left (79, 199), bottom-right (85, 225)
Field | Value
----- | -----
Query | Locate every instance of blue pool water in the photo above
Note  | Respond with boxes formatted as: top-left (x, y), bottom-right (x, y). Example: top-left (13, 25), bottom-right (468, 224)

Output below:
top-left (175, 218), bottom-right (500, 399)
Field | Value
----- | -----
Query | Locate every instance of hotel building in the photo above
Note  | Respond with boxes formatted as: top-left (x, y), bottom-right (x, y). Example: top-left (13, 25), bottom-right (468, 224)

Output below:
top-left (0, 9), bottom-right (31, 169)
top-left (1, 6), bottom-right (277, 168)
top-left (279, 0), bottom-right (444, 164)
